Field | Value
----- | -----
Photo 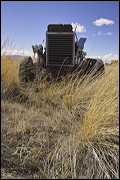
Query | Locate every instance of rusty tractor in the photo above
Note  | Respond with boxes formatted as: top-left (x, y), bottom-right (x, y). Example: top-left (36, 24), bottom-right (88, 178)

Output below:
top-left (19, 24), bottom-right (105, 84)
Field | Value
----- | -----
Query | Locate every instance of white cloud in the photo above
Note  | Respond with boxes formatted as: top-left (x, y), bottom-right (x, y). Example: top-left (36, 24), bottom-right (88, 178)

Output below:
top-left (93, 31), bottom-right (112, 36)
top-left (98, 31), bottom-right (102, 36)
top-left (104, 32), bottom-right (112, 35)
top-left (71, 22), bottom-right (86, 32)
top-left (86, 54), bottom-right (119, 63)
top-left (101, 54), bottom-right (119, 62)
top-left (93, 18), bottom-right (114, 26)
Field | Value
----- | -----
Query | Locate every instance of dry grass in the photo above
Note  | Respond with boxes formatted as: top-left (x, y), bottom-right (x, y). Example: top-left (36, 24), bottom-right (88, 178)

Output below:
top-left (1, 56), bottom-right (20, 90)
top-left (1, 47), bottom-right (119, 179)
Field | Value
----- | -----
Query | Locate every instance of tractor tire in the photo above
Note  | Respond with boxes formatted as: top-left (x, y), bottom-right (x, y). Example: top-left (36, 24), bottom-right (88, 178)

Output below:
top-left (80, 58), bottom-right (105, 76)
top-left (94, 59), bottom-right (105, 74)
top-left (19, 56), bottom-right (35, 85)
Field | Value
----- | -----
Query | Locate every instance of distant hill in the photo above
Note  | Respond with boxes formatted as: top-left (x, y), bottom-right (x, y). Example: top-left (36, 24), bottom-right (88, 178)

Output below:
top-left (2, 55), bottom-right (36, 60)
top-left (10, 55), bottom-right (23, 59)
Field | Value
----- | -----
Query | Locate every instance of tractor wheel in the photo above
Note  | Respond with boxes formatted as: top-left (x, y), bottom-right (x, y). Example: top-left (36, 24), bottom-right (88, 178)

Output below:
top-left (80, 58), bottom-right (105, 76)
top-left (94, 59), bottom-right (105, 75)
top-left (19, 56), bottom-right (36, 85)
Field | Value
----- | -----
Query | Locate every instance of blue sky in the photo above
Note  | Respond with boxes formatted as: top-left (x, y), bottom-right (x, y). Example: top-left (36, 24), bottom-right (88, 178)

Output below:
top-left (1, 1), bottom-right (119, 63)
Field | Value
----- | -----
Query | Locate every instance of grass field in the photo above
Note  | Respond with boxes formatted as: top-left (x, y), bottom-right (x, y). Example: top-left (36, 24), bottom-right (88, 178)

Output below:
top-left (1, 55), bottom-right (119, 179)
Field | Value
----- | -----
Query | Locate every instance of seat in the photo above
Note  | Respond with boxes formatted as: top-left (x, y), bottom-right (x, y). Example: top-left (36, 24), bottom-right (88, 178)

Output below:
top-left (77, 38), bottom-right (86, 50)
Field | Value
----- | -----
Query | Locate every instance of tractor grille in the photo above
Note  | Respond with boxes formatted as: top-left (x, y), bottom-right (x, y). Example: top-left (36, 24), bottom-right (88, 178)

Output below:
top-left (46, 32), bottom-right (75, 66)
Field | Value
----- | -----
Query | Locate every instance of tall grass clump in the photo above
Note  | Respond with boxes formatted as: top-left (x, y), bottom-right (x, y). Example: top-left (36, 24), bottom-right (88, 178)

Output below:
top-left (34, 65), bottom-right (118, 179)
top-left (1, 37), bottom-right (21, 100)
top-left (1, 37), bottom-right (119, 179)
